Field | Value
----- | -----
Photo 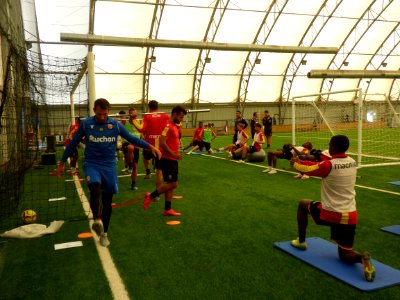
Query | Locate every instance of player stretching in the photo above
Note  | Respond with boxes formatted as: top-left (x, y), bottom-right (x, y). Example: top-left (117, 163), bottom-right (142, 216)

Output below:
top-left (144, 105), bottom-right (187, 216)
top-left (290, 135), bottom-right (375, 282)
top-left (141, 100), bottom-right (170, 187)
top-left (57, 98), bottom-right (161, 247)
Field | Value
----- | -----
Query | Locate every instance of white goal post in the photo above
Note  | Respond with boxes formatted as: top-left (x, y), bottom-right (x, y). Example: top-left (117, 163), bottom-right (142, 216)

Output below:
top-left (291, 88), bottom-right (400, 168)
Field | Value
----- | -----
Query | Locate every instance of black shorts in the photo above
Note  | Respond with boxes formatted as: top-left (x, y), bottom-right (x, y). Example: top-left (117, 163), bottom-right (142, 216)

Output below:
top-left (142, 148), bottom-right (155, 161)
top-left (160, 158), bottom-right (178, 183)
top-left (264, 129), bottom-right (272, 136)
top-left (193, 140), bottom-right (201, 147)
top-left (203, 141), bottom-right (211, 151)
top-left (249, 146), bottom-right (257, 153)
top-left (309, 201), bottom-right (356, 249)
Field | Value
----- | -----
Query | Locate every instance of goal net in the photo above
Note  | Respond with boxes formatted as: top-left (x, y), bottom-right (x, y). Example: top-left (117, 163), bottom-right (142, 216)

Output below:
top-left (291, 89), bottom-right (400, 168)
top-left (0, 44), bottom-right (89, 231)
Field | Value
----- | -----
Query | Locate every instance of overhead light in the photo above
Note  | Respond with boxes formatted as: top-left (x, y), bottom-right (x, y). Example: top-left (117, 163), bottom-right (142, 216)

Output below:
top-left (301, 59), bottom-right (307, 65)
top-left (149, 56), bottom-right (156, 62)
top-left (255, 58), bottom-right (261, 64)
top-left (205, 57), bottom-right (211, 63)
top-left (381, 62), bottom-right (387, 67)
top-left (343, 61), bottom-right (349, 67)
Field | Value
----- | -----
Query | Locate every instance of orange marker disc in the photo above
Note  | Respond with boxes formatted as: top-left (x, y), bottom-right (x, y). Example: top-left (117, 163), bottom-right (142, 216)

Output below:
top-left (166, 220), bottom-right (181, 226)
top-left (173, 195), bottom-right (184, 199)
top-left (78, 232), bottom-right (93, 238)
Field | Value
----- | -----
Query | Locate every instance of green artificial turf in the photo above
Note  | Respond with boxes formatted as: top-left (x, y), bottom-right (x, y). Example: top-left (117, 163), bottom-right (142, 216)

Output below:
top-left (1, 135), bottom-right (399, 299)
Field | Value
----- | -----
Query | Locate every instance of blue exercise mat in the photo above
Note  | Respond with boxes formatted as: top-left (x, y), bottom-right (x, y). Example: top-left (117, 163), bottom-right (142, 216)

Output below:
top-left (388, 181), bottom-right (400, 186)
top-left (381, 225), bottom-right (400, 236)
top-left (275, 237), bottom-right (400, 292)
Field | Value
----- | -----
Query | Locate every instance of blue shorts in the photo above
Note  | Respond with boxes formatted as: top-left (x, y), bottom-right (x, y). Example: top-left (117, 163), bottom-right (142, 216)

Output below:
top-left (84, 162), bottom-right (118, 194)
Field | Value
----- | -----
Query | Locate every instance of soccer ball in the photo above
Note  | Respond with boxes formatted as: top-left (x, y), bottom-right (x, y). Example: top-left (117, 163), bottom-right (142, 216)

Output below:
top-left (21, 210), bottom-right (37, 224)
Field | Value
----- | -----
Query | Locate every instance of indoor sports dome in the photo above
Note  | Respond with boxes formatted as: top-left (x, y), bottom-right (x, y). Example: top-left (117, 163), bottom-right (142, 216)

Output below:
top-left (1, 1), bottom-right (400, 299)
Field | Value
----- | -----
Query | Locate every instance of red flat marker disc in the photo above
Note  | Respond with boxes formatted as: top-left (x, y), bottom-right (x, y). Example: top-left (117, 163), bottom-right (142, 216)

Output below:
top-left (166, 220), bottom-right (181, 226)
top-left (173, 195), bottom-right (184, 199)
top-left (78, 232), bottom-right (93, 238)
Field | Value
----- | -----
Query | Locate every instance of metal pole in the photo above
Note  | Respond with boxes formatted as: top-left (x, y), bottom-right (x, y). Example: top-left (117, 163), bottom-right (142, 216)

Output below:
top-left (357, 88), bottom-right (363, 167)
top-left (87, 52), bottom-right (96, 115)
top-left (60, 33), bottom-right (338, 54)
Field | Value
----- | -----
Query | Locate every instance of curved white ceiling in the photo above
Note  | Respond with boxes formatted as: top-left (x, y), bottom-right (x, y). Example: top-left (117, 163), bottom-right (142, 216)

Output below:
top-left (22, 0), bottom-right (400, 104)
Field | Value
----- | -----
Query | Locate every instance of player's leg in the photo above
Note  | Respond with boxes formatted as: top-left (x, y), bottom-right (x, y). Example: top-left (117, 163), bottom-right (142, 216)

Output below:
top-left (126, 144), bottom-right (134, 173)
top-left (130, 147), bottom-right (139, 190)
top-left (142, 149), bottom-right (152, 179)
top-left (332, 225), bottom-right (376, 282)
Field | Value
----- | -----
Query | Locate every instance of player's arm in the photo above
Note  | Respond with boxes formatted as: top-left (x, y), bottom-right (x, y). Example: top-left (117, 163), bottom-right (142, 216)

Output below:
top-left (132, 119), bottom-right (143, 131)
top-left (256, 133), bottom-right (265, 144)
top-left (292, 159), bottom-right (332, 177)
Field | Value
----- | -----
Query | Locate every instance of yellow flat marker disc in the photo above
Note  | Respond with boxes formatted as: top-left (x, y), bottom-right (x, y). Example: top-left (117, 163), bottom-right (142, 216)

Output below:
top-left (78, 232), bottom-right (93, 239)
top-left (173, 195), bottom-right (184, 199)
top-left (166, 220), bottom-right (181, 226)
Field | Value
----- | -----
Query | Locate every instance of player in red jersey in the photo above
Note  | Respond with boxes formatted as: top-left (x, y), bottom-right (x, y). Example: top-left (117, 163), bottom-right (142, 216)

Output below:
top-left (185, 121), bottom-right (204, 155)
top-left (143, 105), bottom-right (187, 216)
top-left (140, 100), bottom-right (170, 187)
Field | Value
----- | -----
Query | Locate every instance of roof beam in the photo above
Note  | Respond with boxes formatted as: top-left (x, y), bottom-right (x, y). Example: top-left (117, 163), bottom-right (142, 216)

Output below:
top-left (60, 33), bottom-right (338, 54)
top-left (308, 70), bottom-right (400, 79)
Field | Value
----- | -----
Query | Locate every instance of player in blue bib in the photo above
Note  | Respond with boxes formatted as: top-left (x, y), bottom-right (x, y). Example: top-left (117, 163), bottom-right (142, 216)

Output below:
top-left (57, 98), bottom-right (161, 247)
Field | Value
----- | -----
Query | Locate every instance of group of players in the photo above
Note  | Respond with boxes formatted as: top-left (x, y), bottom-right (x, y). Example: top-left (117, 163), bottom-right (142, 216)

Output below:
top-left (57, 99), bottom-right (186, 247)
top-left (57, 100), bottom-right (376, 282)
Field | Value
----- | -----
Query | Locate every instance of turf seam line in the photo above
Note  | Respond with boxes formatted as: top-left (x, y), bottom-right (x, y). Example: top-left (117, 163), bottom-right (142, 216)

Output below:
top-left (72, 173), bottom-right (130, 300)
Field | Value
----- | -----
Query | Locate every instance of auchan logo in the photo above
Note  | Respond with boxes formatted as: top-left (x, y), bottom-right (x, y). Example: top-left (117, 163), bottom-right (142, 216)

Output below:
top-left (89, 135), bottom-right (116, 143)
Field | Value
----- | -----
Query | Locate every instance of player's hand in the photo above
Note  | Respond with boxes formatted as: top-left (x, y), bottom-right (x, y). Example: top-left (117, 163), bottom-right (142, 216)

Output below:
top-left (175, 153), bottom-right (183, 160)
top-left (150, 145), bottom-right (162, 160)
top-left (56, 162), bottom-right (65, 179)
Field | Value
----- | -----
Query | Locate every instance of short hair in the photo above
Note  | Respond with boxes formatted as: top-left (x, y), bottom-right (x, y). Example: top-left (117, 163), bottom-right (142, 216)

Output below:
top-left (171, 105), bottom-right (187, 116)
top-left (255, 122), bottom-right (262, 128)
top-left (264, 110), bottom-right (269, 113)
top-left (128, 107), bottom-right (136, 113)
top-left (148, 100), bottom-right (158, 111)
top-left (119, 110), bottom-right (126, 115)
top-left (302, 141), bottom-right (313, 150)
top-left (330, 135), bottom-right (349, 153)
top-left (199, 121), bottom-right (203, 126)
top-left (253, 112), bottom-right (257, 117)
top-left (236, 110), bottom-right (241, 114)
top-left (94, 98), bottom-right (110, 110)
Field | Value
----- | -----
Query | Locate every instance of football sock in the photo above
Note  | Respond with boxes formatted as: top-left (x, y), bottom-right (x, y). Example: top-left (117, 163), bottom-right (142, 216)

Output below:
top-left (101, 192), bottom-right (113, 232)
top-left (165, 201), bottom-right (171, 211)
top-left (150, 190), bottom-right (160, 199)
top-left (131, 181), bottom-right (136, 186)
top-left (146, 168), bottom-right (151, 175)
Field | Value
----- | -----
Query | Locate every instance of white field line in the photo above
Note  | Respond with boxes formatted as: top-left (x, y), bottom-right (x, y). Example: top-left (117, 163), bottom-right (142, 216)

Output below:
top-left (72, 174), bottom-right (130, 300)
top-left (203, 154), bottom-right (400, 196)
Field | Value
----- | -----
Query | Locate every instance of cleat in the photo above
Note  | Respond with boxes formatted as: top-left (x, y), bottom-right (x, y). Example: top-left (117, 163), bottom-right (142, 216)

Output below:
top-left (268, 169), bottom-right (277, 174)
top-left (92, 219), bottom-right (104, 237)
top-left (236, 160), bottom-right (245, 163)
top-left (121, 167), bottom-right (128, 172)
top-left (100, 233), bottom-right (110, 247)
top-left (163, 209), bottom-right (181, 216)
top-left (294, 174), bottom-right (303, 179)
top-left (144, 174), bottom-right (151, 179)
top-left (262, 169), bottom-right (271, 173)
top-left (301, 174), bottom-right (309, 180)
top-left (291, 238), bottom-right (307, 250)
top-left (143, 192), bottom-right (152, 210)
top-left (131, 184), bottom-right (138, 190)
top-left (153, 196), bottom-right (160, 202)
top-left (362, 253), bottom-right (376, 282)
top-left (127, 167), bottom-right (133, 174)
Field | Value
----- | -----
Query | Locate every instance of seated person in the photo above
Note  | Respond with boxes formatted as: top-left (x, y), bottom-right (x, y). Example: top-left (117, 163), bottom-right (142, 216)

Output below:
top-left (217, 123), bottom-right (248, 158)
top-left (184, 121), bottom-right (203, 153)
top-left (236, 122), bottom-right (264, 163)
top-left (262, 141), bottom-right (312, 174)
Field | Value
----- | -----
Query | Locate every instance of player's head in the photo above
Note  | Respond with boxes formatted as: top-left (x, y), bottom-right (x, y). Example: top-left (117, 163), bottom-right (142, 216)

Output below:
top-left (253, 112), bottom-right (258, 118)
top-left (255, 122), bottom-right (262, 130)
top-left (171, 105), bottom-right (187, 124)
top-left (148, 100), bottom-right (158, 111)
top-left (302, 141), bottom-right (313, 150)
top-left (199, 121), bottom-right (203, 127)
top-left (235, 111), bottom-right (242, 118)
top-left (329, 135), bottom-right (349, 154)
top-left (204, 123), bottom-right (209, 128)
top-left (93, 98), bottom-right (110, 123)
top-left (264, 110), bottom-right (269, 115)
top-left (129, 107), bottom-right (137, 118)
top-left (74, 117), bottom-right (80, 124)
